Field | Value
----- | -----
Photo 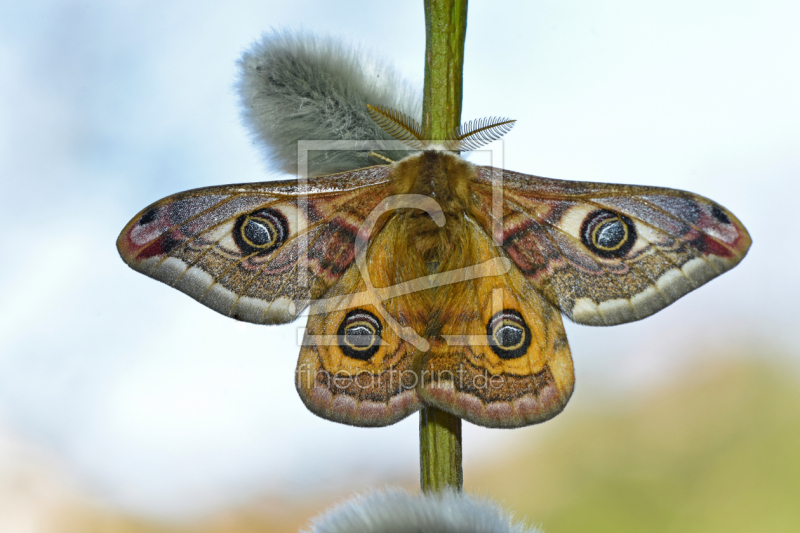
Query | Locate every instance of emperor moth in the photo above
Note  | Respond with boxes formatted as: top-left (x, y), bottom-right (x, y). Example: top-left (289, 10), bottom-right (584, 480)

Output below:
top-left (117, 33), bottom-right (750, 428)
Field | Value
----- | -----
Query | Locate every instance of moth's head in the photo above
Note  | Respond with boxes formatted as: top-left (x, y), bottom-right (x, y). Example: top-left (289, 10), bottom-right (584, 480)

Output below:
top-left (366, 104), bottom-right (515, 154)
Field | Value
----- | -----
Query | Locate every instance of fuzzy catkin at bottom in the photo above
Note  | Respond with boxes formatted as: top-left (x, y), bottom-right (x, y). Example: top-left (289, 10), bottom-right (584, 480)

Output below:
top-left (304, 488), bottom-right (542, 533)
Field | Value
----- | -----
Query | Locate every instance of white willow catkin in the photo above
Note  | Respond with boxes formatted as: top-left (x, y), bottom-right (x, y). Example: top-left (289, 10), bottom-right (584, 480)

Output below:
top-left (237, 30), bottom-right (422, 177)
top-left (303, 488), bottom-right (543, 533)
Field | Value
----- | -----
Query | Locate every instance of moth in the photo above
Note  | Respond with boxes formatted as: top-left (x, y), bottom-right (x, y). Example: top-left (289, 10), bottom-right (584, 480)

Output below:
top-left (117, 102), bottom-right (750, 428)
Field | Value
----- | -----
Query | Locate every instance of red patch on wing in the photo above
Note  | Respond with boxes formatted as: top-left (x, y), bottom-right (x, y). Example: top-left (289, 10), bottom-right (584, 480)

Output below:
top-left (502, 223), bottom-right (548, 276)
top-left (136, 233), bottom-right (181, 259)
top-left (701, 235), bottom-right (734, 258)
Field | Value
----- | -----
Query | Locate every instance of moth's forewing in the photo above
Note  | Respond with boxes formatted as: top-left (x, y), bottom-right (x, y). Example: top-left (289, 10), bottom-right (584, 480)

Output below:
top-left (472, 167), bottom-right (751, 326)
top-left (117, 169), bottom-right (394, 324)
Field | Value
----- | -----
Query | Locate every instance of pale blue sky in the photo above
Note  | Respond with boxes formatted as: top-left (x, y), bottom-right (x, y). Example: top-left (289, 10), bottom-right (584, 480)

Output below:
top-left (0, 0), bottom-right (798, 519)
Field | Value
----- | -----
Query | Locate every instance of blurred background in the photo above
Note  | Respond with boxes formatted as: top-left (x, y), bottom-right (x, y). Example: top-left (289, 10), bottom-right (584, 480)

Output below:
top-left (1, 1), bottom-right (798, 532)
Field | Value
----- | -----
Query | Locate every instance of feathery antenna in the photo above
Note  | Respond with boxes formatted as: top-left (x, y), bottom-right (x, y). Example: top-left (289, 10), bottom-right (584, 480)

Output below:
top-left (367, 105), bottom-right (426, 150)
top-left (367, 105), bottom-right (515, 152)
top-left (448, 117), bottom-right (516, 152)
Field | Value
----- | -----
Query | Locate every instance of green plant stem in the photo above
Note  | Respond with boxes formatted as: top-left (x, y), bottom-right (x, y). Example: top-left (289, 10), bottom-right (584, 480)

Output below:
top-left (420, 404), bottom-right (463, 491)
top-left (419, 0), bottom-right (468, 493)
top-left (422, 0), bottom-right (468, 140)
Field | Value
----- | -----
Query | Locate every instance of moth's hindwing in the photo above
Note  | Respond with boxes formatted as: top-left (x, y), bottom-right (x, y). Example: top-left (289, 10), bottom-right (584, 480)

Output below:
top-left (419, 217), bottom-right (575, 428)
top-left (473, 167), bottom-right (751, 326)
top-left (295, 214), bottom-right (428, 427)
top-left (116, 167), bottom-right (393, 324)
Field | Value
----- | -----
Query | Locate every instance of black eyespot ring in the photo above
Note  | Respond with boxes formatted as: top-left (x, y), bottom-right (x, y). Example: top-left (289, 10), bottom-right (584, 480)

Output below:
top-left (487, 309), bottom-right (531, 360)
top-left (233, 208), bottom-right (289, 255)
top-left (580, 209), bottom-right (637, 259)
top-left (337, 309), bottom-right (383, 361)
